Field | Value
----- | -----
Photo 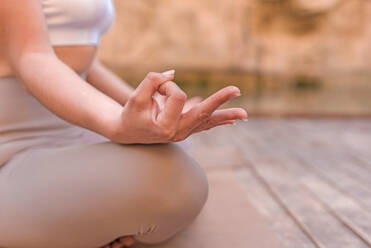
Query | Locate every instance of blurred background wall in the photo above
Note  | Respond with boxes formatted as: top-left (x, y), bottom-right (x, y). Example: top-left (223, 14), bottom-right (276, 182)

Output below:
top-left (98, 0), bottom-right (371, 116)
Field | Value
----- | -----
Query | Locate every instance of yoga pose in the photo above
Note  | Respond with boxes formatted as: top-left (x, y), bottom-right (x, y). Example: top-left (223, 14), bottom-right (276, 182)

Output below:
top-left (0, 0), bottom-right (247, 247)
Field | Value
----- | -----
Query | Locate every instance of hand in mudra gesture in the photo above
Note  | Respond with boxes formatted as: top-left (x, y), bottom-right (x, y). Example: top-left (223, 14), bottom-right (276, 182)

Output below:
top-left (110, 70), bottom-right (247, 144)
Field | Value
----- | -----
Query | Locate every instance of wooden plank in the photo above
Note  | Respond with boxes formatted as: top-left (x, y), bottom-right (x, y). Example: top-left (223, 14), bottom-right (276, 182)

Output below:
top-left (249, 119), bottom-right (371, 212)
top-left (286, 119), bottom-right (371, 173)
top-left (303, 180), bottom-right (371, 246)
top-left (234, 121), bottom-right (370, 247)
top-left (239, 120), bottom-right (371, 247)
top-left (277, 119), bottom-right (371, 184)
top-left (236, 168), bottom-right (317, 248)
top-left (282, 120), bottom-right (371, 211)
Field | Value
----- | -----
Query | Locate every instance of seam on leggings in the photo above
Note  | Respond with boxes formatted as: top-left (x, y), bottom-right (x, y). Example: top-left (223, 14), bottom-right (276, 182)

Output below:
top-left (137, 224), bottom-right (158, 236)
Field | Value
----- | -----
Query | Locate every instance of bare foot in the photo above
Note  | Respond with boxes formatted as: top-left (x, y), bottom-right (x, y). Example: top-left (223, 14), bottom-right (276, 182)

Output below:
top-left (102, 236), bottom-right (135, 248)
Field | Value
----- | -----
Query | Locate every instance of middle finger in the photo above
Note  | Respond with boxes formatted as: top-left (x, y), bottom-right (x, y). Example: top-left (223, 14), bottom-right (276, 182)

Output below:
top-left (196, 85), bottom-right (241, 116)
top-left (155, 81), bottom-right (186, 126)
top-left (178, 86), bottom-right (242, 133)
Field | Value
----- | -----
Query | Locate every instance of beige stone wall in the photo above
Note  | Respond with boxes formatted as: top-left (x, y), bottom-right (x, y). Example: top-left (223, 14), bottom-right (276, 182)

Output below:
top-left (99, 0), bottom-right (371, 78)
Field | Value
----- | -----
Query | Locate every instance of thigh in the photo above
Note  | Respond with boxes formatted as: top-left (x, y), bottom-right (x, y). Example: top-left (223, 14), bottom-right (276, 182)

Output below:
top-left (0, 142), bottom-right (208, 248)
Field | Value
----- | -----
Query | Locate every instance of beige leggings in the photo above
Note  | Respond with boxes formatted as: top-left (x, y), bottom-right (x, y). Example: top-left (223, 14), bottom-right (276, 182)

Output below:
top-left (0, 77), bottom-right (209, 248)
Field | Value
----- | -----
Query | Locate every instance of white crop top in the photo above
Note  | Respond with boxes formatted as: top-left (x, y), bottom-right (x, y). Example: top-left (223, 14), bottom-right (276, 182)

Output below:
top-left (41, 0), bottom-right (115, 46)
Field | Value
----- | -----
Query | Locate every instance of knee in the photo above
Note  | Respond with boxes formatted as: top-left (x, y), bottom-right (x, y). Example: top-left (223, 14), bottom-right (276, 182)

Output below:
top-left (93, 142), bottom-right (209, 209)
top-left (141, 144), bottom-right (208, 225)
top-left (100, 142), bottom-right (209, 218)
top-left (134, 144), bottom-right (209, 244)
top-left (148, 143), bottom-right (209, 223)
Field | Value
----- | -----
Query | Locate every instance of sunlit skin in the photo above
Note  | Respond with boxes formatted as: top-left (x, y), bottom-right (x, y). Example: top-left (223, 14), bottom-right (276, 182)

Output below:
top-left (0, 1), bottom-right (247, 247)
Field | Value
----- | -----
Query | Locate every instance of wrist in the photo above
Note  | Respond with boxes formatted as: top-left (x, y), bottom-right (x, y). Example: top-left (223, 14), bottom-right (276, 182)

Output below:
top-left (121, 88), bottom-right (135, 106)
top-left (99, 105), bottom-right (124, 143)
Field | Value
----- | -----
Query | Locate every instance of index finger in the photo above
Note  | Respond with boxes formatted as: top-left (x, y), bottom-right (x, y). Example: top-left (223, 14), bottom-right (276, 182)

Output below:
top-left (155, 81), bottom-right (187, 126)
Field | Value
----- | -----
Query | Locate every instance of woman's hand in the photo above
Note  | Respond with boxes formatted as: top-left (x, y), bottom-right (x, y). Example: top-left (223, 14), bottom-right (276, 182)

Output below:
top-left (109, 70), bottom-right (247, 144)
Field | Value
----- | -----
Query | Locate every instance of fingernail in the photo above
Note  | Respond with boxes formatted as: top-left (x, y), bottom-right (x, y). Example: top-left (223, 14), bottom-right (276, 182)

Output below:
top-left (242, 118), bottom-right (248, 122)
top-left (233, 91), bottom-right (241, 97)
top-left (162, 69), bottom-right (175, 76)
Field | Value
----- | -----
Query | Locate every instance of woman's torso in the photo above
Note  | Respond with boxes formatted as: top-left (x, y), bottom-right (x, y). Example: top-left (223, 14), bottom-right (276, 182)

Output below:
top-left (0, 0), bottom-right (114, 167)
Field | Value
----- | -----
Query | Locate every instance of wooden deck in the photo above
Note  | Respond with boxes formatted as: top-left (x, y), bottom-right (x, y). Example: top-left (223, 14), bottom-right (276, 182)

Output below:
top-left (187, 118), bottom-right (371, 248)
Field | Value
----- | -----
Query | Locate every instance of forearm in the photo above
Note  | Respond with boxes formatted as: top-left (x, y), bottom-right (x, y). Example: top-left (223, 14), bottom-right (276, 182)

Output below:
top-left (86, 59), bottom-right (135, 106)
top-left (16, 52), bottom-right (122, 139)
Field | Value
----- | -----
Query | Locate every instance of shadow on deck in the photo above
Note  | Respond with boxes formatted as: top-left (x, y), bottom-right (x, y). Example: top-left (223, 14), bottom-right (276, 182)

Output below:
top-left (187, 118), bottom-right (371, 248)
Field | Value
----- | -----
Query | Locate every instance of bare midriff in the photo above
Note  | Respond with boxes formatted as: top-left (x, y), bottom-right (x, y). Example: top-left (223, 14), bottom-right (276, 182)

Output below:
top-left (0, 45), bottom-right (97, 78)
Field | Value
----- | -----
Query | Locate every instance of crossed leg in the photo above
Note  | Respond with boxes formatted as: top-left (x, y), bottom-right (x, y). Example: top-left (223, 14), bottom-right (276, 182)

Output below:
top-left (0, 142), bottom-right (208, 248)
